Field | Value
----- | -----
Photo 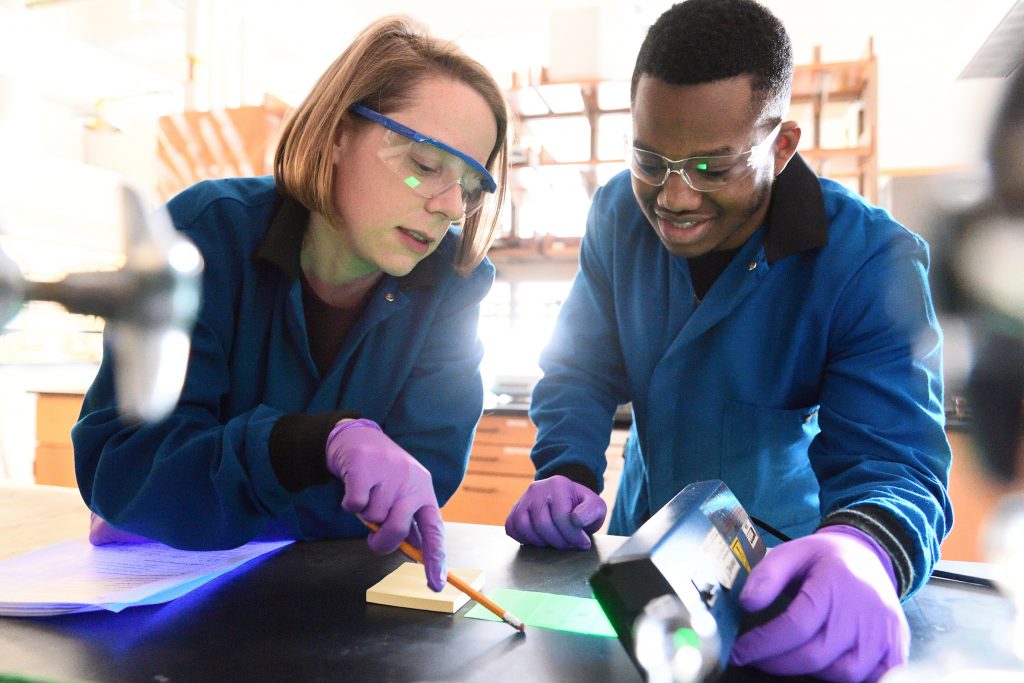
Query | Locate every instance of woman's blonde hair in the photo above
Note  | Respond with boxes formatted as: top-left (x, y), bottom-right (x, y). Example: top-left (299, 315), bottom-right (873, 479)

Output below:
top-left (274, 16), bottom-right (509, 276)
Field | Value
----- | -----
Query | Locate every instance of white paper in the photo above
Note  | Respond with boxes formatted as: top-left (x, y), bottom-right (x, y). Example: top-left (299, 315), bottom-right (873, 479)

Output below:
top-left (0, 538), bottom-right (292, 616)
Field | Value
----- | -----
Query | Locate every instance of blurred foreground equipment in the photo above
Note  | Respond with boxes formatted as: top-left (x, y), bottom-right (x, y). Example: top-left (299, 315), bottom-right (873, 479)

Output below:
top-left (0, 184), bottom-right (202, 423)
top-left (886, 63), bottom-right (1024, 683)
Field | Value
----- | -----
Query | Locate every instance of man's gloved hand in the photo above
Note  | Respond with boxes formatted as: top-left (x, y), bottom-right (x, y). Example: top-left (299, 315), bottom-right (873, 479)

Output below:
top-left (730, 524), bottom-right (909, 683)
top-left (89, 512), bottom-right (152, 545)
top-left (504, 475), bottom-right (607, 550)
top-left (325, 418), bottom-right (447, 592)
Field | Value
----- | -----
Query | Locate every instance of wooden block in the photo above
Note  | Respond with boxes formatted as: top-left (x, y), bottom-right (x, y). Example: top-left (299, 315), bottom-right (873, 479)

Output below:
top-left (366, 562), bottom-right (485, 613)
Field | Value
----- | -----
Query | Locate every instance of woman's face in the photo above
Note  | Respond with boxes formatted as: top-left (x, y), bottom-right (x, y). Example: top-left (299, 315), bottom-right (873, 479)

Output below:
top-left (328, 75), bottom-right (498, 280)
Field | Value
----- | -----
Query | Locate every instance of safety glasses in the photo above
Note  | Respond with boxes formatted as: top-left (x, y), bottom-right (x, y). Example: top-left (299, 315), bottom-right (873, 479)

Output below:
top-left (629, 122), bottom-right (782, 192)
top-left (350, 104), bottom-right (496, 217)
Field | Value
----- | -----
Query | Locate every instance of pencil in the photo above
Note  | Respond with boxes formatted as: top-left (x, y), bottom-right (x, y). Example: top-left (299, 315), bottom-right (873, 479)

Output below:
top-left (360, 518), bottom-right (526, 634)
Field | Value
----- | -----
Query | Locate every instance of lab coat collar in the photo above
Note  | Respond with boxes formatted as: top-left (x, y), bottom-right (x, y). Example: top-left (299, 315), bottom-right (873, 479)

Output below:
top-left (254, 194), bottom-right (445, 290)
top-left (763, 153), bottom-right (828, 263)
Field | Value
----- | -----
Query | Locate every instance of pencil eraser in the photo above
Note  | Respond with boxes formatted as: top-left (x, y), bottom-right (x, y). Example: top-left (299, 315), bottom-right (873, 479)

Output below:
top-left (366, 562), bottom-right (485, 613)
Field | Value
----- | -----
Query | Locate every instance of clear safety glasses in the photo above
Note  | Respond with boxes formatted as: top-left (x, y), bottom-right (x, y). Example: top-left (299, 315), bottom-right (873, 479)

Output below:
top-left (629, 122), bottom-right (782, 192)
top-left (350, 104), bottom-right (496, 218)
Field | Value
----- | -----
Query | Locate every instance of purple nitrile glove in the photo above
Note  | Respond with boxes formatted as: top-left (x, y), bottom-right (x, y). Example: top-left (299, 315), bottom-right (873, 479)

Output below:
top-left (88, 512), bottom-right (152, 545)
top-left (730, 524), bottom-right (909, 683)
top-left (325, 418), bottom-right (447, 592)
top-left (504, 475), bottom-right (607, 550)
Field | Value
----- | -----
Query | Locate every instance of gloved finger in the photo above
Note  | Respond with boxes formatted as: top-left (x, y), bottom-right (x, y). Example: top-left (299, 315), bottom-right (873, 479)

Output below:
top-left (358, 478), bottom-right (404, 523)
top-left (530, 498), bottom-right (577, 550)
top-left (569, 494), bottom-right (607, 534)
top-left (338, 467), bottom-right (383, 515)
top-left (364, 501), bottom-right (412, 556)
top-left (548, 492), bottom-right (592, 550)
top-left (739, 543), bottom-right (814, 612)
top-left (505, 499), bottom-right (547, 546)
top-left (738, 627), bottom-right (855, 678)
top-left (814, 612), bottom-right (907, 682)
top-left (89, 512), bottom-right (150, 545)
top-left (404, 520), bottom-right (424, 551)
top-left (413, 506), bottom-right (447, 592)
top-left (730, 587), bottom-right (829, 665)
top-left (812, 645), bottom-right (885, 683)
top-left (862, 660), bottom-right (894, 683)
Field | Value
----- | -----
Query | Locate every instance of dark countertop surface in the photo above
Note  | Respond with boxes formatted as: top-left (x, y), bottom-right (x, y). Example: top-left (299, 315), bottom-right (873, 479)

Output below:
top-left (0, 519), bottom-right (1015, 683)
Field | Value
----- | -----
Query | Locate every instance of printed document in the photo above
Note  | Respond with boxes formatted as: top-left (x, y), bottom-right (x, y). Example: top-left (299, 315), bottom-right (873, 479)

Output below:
top-left (0, 538), bottom-right (292, 616)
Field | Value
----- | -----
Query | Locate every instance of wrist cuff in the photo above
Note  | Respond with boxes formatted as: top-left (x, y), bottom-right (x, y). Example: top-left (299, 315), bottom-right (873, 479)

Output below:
top-left (328, 418), bottom-right (382, 442)
top-left (820, 506), bottom-right (915, 599)
top-left (546, 463), bottom-right (601, 493)
top-left (269, 410), bottom-right (359, 492)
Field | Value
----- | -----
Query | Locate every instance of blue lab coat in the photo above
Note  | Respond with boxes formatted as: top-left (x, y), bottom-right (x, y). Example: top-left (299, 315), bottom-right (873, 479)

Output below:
top-left (530, 157), bottom-right (951, 596)
top-left (73, 176), bottom-right (494, 550)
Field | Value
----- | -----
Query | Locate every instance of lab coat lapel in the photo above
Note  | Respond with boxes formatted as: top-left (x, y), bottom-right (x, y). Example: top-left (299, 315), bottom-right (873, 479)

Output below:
top-left (308, 275), bottom-right (408, 409)
top-left (644, 232), bottom-right (769, 507)
top-left (670, 232), bottom-right (768, 347)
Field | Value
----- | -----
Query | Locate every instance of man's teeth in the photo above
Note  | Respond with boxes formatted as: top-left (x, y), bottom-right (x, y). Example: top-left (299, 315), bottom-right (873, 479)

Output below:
top-left (404, 229), bottom-right (429, 243)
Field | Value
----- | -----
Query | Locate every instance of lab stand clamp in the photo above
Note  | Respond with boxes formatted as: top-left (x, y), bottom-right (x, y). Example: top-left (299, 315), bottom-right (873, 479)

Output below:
top-left (0, 183), bottom-right (202, 423)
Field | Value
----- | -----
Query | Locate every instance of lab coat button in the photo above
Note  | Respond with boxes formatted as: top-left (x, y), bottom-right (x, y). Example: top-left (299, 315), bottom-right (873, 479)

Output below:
top-left (384, 292), bottom-right (396, 302)
top-left (748, 261), bottom-right (758, 271)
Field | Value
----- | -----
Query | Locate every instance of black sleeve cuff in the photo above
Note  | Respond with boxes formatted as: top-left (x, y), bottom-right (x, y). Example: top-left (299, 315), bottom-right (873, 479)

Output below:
top-left (546, 463), bottom-right (602, 493)
top-left (269, 411), bottom-right (360, 492)
top-left (820, 505), bottom-right (915, 599)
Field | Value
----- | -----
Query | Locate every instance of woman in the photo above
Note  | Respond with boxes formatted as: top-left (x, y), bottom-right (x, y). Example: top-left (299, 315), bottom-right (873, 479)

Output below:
top-left (73, 15), bottom-right (509, 592)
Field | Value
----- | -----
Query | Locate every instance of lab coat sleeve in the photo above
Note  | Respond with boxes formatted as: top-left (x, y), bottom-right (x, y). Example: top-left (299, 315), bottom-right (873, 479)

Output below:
top-left (379, 258), bottom-right (495, 506)
top-left (810, 228), bottom-right (953, 597)
top-left (72, 210), bottom-right (302, 551)
top-left (528, 187), bottom-right (631, 490)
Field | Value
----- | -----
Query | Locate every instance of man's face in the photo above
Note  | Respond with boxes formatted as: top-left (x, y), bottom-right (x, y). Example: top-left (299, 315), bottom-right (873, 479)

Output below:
top-left (630, 74), bottom-right (786, 259)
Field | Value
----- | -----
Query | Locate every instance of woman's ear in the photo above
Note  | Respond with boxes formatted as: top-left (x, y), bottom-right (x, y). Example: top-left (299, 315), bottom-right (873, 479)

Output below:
top-left (332, 115), bottom-right (354, 165)
top-left (773, 120), bottom-right (802, 177)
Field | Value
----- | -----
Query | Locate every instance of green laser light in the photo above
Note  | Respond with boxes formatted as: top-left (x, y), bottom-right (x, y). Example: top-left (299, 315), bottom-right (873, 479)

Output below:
top-left (404, 176), bottom-right (422, 189)
top-left (673, 627), bottom-right (701, 650)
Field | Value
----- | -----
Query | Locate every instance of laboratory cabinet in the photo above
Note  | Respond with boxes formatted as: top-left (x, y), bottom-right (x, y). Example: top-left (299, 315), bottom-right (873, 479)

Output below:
top-left (33, 392), bottom-right (82, 488)
top-left (31, 394), bottom-right (993, 561)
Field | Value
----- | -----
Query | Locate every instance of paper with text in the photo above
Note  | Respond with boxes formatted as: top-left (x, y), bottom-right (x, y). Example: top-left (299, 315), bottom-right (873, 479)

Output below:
top-left (0, 538), bottom-right (292, 616)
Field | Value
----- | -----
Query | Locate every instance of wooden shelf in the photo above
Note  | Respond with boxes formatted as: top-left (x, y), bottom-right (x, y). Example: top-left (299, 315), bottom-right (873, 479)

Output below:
top-left (499, 38), bottom-right (880, 255)
top-left (790, 41), bottom-right (878, 202)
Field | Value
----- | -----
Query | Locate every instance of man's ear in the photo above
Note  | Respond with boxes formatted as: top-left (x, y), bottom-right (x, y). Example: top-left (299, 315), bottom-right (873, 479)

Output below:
top-left (773, 120), bottom-right (802, 176)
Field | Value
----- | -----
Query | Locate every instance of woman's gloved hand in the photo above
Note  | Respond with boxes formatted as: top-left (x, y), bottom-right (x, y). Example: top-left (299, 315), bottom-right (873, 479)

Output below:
top-left (88, 512), bottom-right (152, 545)
top-left (504, 475), bottom-right (607, 550)
top-left (730, 524), bottom-right (909, 683)
top-left (325, 418), bottom-right (447, 592)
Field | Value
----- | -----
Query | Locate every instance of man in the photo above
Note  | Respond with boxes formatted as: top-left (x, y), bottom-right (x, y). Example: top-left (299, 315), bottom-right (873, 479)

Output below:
top-left (504, 1), bottom-right (951, 681)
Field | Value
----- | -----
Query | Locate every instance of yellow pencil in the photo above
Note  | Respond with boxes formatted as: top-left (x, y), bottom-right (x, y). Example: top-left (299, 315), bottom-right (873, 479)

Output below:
top-left (361, 519), bottom-right (526, 634)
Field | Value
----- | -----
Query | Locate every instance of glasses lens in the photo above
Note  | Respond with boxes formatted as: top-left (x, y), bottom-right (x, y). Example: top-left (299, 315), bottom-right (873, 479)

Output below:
top-left (630, 148), bottom-right (669, 186)
top-left (684, 154), bottom-right (755, 191)
top-left (380, 132), bottom-right (489, 216)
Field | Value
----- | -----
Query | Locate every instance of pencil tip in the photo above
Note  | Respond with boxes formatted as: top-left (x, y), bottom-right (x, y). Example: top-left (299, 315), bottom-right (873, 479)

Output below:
top-left (504, 613), bottom-right (526, 634)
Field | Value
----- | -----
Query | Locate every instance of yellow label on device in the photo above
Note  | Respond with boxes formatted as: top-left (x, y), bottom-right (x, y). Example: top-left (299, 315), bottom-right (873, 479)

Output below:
top-left (731, 537), bottom-right (750, 572)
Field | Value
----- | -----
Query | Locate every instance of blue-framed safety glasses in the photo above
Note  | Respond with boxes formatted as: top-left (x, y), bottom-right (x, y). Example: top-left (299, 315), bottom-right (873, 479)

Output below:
top-left (350, 104), bottom-right (496, 217)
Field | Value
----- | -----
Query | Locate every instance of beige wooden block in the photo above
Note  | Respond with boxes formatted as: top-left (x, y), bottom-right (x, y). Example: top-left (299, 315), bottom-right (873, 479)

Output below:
top-left (366, 562), bottom-right (485, 613)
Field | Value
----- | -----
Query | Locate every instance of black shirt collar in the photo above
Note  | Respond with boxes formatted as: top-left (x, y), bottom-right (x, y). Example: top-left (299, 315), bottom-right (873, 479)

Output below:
top-left (254, 194), bottom-right (442, 289)
top-left (763, 153), bottom-right (829, 263)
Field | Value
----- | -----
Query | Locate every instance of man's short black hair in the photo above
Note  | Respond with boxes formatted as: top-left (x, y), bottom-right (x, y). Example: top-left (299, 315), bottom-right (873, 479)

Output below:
top-left (631, 0), bottom-right (793, 119)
